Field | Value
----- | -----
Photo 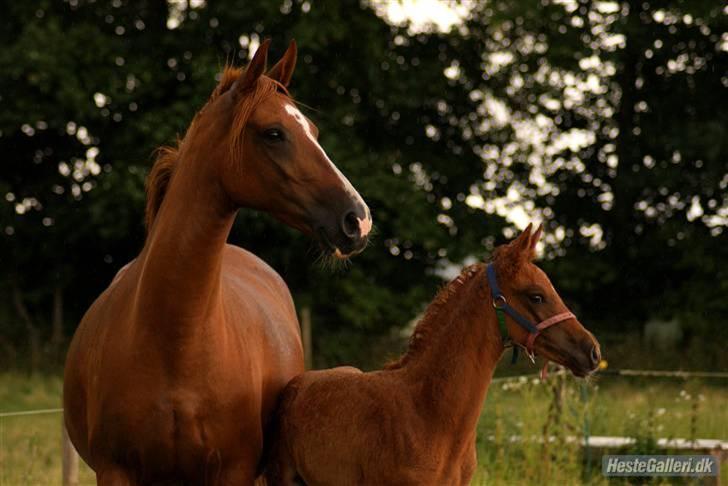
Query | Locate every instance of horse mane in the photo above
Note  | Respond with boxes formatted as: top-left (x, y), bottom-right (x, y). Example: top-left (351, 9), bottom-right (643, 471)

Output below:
top-left (144, 145), bottom-right (179, 229)
top-left (385, 263), bottom-right (486, 370)
top-left (144, 66), bottom-right (290, 230)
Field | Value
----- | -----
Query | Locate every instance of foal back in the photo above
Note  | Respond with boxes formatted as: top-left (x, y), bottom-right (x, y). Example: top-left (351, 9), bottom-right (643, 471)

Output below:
top-left (265, 367), bottom-right (475, 486)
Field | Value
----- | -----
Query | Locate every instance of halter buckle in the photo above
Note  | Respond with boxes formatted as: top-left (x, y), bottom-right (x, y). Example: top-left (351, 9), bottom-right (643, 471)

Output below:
top-left (526, 348), bottom-right (536, 364)
top-left (492, 295), bottom-right (507, 309)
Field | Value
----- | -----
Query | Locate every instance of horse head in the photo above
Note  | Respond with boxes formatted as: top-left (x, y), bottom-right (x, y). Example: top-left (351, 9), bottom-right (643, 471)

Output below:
top-left (187, 39), bottom-right (371, 259)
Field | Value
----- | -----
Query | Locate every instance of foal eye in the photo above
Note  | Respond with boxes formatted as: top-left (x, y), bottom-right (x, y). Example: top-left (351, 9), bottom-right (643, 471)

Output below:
top-left (263, 128), bottom-right (284, 142)
top-left (528, 294), bottom-right (545, 304)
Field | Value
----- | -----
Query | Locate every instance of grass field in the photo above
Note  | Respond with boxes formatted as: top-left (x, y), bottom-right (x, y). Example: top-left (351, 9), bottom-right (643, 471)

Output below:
top-left (0, 371), bottom-right (726, 485)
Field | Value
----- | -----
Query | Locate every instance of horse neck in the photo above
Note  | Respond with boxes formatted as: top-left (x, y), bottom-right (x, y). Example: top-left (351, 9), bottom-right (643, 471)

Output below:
top-left (135, 139), bottom-right (235, 339)
top-left (402, 269), bottom-right (504, 436)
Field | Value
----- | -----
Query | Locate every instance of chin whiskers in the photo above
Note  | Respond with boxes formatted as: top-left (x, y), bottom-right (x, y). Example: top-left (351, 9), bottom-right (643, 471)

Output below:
top-left (313, 249), bottom-right (351, 273)
top-left (583, 371), bottom-right (599, 385)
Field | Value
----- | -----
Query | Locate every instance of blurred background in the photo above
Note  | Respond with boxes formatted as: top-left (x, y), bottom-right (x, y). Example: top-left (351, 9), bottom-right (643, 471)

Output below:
top-left (0, 0), bottom-right (726, 484)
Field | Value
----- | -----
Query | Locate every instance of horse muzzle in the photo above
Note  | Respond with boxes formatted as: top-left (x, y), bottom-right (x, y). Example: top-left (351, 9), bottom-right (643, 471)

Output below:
top-left (315, 204), bottom-right (371, 259)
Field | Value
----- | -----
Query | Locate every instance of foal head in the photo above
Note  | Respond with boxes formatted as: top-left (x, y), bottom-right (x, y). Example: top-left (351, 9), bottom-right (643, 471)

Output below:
top-left (493, 225), bottom-right (601, 377)
top-left (184, 40), bottom-right (371, 258)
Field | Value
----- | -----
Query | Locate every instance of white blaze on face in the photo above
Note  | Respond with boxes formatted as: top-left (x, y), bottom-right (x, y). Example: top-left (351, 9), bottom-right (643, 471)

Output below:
top-left (284, 103), bottom-right (371, 237)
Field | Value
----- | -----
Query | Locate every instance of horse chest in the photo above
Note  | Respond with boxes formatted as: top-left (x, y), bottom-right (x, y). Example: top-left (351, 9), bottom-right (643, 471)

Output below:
top-left (74, 258), bottom-right (300, 481)
top-left (94, 384), bottom-right (257, 480)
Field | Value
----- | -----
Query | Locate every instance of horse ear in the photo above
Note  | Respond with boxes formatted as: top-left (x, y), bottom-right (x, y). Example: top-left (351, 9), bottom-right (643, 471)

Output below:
top-left (236, 38), bottom-right (271, 93)
top-left (267, 39), bottom-right (297, 87)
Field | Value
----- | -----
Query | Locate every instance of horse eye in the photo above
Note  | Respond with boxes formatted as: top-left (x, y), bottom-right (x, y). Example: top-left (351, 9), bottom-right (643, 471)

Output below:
top-left (529, 294), bottom-right (544, 304)
top-left (263, 128), bottom-right (284, 142)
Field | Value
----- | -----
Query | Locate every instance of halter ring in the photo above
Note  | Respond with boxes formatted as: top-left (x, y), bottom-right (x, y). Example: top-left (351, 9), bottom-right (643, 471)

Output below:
top-left (492, 295), bottom-right (507, 309)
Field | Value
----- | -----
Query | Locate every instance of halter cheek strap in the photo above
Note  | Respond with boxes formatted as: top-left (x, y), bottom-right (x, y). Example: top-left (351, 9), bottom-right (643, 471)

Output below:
top-left (487, 265), bottom-right (538, 334)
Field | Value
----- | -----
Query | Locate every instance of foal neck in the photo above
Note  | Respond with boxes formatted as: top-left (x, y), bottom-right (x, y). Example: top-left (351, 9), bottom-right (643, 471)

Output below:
top-left (400, 265), bottom-right (504, 434)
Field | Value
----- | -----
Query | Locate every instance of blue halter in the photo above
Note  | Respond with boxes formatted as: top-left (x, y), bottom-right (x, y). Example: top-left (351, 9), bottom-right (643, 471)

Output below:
top-left (487, 263), bottom-right (528, 363)
top-left (486, 263), bottom-right (576, 365)
top-left (487, 263), bottom-right (539, 334)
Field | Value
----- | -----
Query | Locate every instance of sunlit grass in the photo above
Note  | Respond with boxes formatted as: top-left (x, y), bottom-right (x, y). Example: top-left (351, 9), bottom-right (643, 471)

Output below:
top-left (0, 372), bottom-right (725, 485)
top-left (473, 373), bottom-right (728, 484)
top-left (0, 373), bottom-right (95, 485)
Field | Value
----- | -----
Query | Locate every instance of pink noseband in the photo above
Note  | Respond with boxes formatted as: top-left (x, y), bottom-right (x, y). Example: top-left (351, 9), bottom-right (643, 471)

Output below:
top-left (525, 311), bottom-right (576, 352)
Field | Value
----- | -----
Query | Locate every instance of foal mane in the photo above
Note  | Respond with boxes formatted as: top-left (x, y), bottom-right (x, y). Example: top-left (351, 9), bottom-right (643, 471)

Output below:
top-left (144, 67), bottom-right (290, 230)
top-left (385, 263), bottom-right (486, 370)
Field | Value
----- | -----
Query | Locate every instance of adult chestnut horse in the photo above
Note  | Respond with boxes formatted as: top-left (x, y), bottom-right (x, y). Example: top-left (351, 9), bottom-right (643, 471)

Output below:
top-left (265, 225), bottom-right (600, 485)
top-left (64, 40), bottom-right (371, 485)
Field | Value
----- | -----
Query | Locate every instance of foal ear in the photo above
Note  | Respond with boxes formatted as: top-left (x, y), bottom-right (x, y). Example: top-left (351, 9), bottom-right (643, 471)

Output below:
top-left (267, 39), bottom-right (297, 87)
top-left (514, 223), bottom-right (533, 250)
top-left (237, 38), bottom-right (271, 93)
top-left (528, 223), bottom-right (543, 260)
top-left (507, 223), bottom-right (534, 263)
top-left (496, 224), bottom-right (534, 272)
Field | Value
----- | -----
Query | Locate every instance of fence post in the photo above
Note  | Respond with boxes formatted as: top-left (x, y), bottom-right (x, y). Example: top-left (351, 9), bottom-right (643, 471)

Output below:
top-left (301, 306), bottom-right (312, 370)
top-left (62, 419), bottom-right (79, 486)
top-left (581, 383), bottom-right (592, 479)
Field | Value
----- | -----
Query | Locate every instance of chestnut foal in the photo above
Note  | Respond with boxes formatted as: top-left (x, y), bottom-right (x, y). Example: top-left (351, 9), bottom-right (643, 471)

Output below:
top-left (265, 225), bottom-right (601, 485)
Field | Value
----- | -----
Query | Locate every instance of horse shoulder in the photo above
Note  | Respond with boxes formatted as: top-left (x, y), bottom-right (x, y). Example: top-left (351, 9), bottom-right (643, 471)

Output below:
top-left (222, 245), bottom-right (294, 306)
top-left (68, 259), bottom-right (140, 351)
top-left (220, 245), bottom-right (303, 389)
top-left (109, 259), bottom-right (135, 286)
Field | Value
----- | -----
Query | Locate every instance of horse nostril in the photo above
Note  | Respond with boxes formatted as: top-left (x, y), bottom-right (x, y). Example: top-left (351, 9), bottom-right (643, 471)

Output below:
top-left (341, 211), bottom-right (360, 239)
top-left (590, 346), bottom-right (601, 367)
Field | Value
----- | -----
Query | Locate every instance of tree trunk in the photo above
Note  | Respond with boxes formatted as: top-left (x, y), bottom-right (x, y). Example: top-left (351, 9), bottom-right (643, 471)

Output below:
top-left (51, 285), bottom-right (64, 352)
top-left (611, 0), bottom-right (641, 253)
top-left (11, 279), bottom-right (41, 372)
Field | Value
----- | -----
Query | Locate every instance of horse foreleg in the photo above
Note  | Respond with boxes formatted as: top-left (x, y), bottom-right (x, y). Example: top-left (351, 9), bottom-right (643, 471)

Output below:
top-left (96, 466), bottom-right (139, 486)
top-left (217, 461), bottom-right (258, 486)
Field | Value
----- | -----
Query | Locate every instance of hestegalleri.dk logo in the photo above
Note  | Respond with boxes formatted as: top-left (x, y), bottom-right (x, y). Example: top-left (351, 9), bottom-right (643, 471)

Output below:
top-left (602, 455), bottom-right (718, 477)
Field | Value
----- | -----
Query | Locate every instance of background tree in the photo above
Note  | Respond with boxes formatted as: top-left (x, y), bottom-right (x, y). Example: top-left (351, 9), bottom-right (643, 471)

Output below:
top-left (454, 0), bottom-right (726, 360)
top-left (1, 0), bottom-right (725, 371)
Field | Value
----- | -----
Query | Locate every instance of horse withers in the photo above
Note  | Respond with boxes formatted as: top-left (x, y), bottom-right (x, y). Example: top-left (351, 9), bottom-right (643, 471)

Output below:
top-left (265, 225), bottom-right (600, 485)
top-left (63, 40), bottom-right (371, 485)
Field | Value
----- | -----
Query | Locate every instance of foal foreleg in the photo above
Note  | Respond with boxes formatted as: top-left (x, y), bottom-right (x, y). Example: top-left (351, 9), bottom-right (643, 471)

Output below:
top-left (262, 459), bottom-right (301, 486)
top-left (262, 441), bottom-right (300, 486)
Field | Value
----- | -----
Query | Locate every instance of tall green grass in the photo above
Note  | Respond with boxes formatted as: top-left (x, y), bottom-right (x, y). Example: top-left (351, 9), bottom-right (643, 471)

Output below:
top-left (473, 372), bottom-right (728, 485)
top-left (0, 374), bottom-right (95, 485)
top-left (0, 372), bottom-right (725, 485)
